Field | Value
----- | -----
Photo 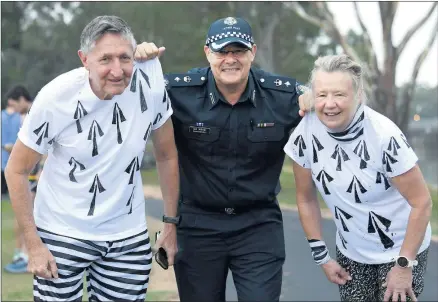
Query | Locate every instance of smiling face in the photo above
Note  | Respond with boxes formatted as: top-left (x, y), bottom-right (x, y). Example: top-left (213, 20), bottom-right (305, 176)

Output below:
top-left (78, 33), bottom-right (134, 100)
top-left (204, 43), bottom-right (256, 88)
top-left (313, 70), bottom-right (360, 132)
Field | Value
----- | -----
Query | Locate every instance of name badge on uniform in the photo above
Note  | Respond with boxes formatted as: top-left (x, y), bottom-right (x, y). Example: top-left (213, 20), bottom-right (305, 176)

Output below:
top-left (189, 126), bottom-right (211, 134)
top-left (256, 122), bottom-right (275, 128)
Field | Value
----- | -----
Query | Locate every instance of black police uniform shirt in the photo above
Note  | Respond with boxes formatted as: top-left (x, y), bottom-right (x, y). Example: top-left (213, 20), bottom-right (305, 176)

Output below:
top-left (165, 67), bottom-right (303, 209)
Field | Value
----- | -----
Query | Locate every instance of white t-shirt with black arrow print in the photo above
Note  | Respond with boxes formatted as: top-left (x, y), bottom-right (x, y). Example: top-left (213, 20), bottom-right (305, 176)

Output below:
top-left (284, 106), bottom-right (431, 265)
top-left (18, 58), bottom-right (172, 241)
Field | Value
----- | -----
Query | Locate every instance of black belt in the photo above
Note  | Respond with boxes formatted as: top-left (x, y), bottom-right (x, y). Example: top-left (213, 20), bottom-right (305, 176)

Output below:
top-left (180, 198), bottom-right (274, 215)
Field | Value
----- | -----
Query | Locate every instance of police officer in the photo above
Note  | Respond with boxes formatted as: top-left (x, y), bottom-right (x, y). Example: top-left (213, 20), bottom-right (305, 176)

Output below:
top-left (136, 17), bottom-right (308, 302)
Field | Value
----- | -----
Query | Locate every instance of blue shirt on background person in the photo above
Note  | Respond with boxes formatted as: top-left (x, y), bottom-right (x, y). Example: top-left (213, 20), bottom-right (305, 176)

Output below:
top-left (1, 108), bottom-right (21, 171)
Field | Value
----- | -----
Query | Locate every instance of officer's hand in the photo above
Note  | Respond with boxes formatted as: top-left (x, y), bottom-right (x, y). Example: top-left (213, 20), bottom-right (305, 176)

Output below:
top-left (298, 90), bottom-right (313, 117)
top-left (134, 42), bottom-right (165, 62)
top-left (154, 224), bottom-right (178, 266)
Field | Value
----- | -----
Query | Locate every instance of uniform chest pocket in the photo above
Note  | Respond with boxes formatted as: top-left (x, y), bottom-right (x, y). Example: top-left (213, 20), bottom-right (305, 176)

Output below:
top-left (247, 125), bottom-right (286, 158)
top-left (181, 124), bottom-right (221, 156)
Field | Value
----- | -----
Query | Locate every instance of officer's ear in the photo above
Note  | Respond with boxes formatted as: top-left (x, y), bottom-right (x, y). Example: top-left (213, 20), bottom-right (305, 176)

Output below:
top-left (249, 44), bottom-right (257, 62)
top-left (204, 46), bottom-right (213, 64)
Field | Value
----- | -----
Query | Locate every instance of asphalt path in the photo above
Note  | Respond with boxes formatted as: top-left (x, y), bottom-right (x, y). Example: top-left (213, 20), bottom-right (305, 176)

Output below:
top-left (145, 198), bottom-right (438, 301)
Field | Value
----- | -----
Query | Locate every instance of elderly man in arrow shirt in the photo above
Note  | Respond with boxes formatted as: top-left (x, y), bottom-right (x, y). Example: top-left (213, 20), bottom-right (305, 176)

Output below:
top-left (5, 15), bottom-right (179, 301)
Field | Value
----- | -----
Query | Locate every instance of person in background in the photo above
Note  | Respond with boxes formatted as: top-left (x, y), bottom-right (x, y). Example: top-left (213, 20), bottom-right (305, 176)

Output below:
top-left (2, 85), bottom-right (32, 273)
top-left (284, 54), bottom-right (431, 302)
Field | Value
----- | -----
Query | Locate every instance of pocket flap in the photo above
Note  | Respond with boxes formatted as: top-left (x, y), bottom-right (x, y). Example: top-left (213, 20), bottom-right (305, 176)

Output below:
top-left (248, 125), bottom-right (285, 142)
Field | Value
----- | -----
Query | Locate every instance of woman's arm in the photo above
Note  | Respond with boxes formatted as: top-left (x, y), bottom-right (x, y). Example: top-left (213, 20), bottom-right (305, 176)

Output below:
top-left (391, 164), bottom-right (432, 260)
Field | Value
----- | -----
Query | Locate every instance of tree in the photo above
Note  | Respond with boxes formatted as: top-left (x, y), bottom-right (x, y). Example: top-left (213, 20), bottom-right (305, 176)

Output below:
top-left (1, 2), bottom-right (330, 107)
top-left (289, 2), bottom-right (437, 133)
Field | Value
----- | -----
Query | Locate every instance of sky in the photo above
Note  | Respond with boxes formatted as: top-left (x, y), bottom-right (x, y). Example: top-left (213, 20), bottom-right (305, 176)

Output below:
top-left (327, 2), bottom-right (437, 88)
top-left (19, 1), bottom-right (438, 88)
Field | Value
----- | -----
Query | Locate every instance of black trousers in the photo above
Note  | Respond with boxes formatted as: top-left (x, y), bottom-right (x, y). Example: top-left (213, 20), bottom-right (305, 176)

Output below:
top-left (174, 201), bottom-right (285, 302)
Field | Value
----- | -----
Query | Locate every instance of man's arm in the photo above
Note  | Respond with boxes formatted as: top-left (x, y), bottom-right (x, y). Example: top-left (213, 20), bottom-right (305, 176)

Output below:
top-left (5, 139), bottom-right (42, 247)
top-left (151, 118), bottom-right (179, 266)
top-left (151, 118), bottom-right (179, 219)
top-left (4, 139), bottom-right (58, 278)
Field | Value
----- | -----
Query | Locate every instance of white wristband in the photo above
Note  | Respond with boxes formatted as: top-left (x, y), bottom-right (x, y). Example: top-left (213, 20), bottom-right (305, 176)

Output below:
top-left (308, 239), bottom-right (331, 265)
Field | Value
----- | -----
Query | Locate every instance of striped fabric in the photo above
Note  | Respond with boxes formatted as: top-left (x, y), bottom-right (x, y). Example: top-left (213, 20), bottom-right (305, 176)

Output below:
top-left (33, 227), bottom-right (152, 301)
top-left (308, 239), bottom-right (331, 265)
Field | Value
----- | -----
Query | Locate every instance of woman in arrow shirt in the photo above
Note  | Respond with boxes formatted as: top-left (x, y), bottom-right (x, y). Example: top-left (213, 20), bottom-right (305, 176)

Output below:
top-left (284, 54), bottom-right (432, 302)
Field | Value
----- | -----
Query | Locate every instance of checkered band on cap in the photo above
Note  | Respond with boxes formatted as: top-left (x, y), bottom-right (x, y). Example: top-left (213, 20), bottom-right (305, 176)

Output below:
top-left (205, 31), bottom-right (255, 45)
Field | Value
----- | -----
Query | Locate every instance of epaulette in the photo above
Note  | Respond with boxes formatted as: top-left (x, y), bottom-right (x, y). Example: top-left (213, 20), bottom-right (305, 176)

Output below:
top-left (255, 74), bottom-right (298, 93)
top-left (164, 70), bottom-right (208, 90)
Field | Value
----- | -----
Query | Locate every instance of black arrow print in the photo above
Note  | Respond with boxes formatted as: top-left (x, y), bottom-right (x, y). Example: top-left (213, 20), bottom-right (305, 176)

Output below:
top-left (293, 135), bottom-right (307, 157)
top-left (139, 82), bottom-right (148, 113)
top-left (316, 169), bottom-right (334, 195)
top-left (382, 151), bottom-right (398, 173)
top-left (73, 101), bottom-right (88, 133)
top-left (130, 69), bottom-right (138, 92)
top-left (331, 144), bottom-right (350, 171)
top-left (312, 135), bottom-right (324, 163)
top-left (87, 120), bottom-right (104, 157)
top-left (334, 206), bottom-right (352, 232)
top-left (376, 172), bottom-right (391, 190)
top-left (353, 140), bottom-right (370, 169)
top-left (346, 176), bottom-right (367, 203)
top-left (387, 137), bottom-right (401, 156)
top-left (338, 231), bottom-right (348, 250)
top-left (139, 69), bottom-right (151, 88)
top-left (88, 174), bottom-right (106, 216)
top-left (367, 211), bottom-right (394, 249)
top-left (126, 186), bottom-right (135, 214)
top-left (162, 89), bottom-right (170, 111)
top-left (153, 113), bottom-right (163, 126)
top-left (33, 122), bottom-right (49, 146)
top-left (143, 122), bottom-right (152, 141)
top-left (400, 133), bottom-right (411, 149)
top-left (125, 157), bottom-right (140, 185)
top-left (112, 103), bottom-right (127, 144)
top-left (68, 157), bottom-right (85, 182)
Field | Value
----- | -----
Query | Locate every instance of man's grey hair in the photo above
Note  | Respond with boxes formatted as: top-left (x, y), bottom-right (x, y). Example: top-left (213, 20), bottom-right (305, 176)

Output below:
top-left (80, 15), bottom-right (137, 54)
top-left (308, 54), bottom-right (367, 105)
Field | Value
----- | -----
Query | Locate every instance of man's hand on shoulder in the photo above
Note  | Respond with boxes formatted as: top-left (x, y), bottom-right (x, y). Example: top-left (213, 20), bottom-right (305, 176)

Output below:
top-left (298, 90), bottom-right (313, 117)
top-left (134, 42), bottom-right (165, 62)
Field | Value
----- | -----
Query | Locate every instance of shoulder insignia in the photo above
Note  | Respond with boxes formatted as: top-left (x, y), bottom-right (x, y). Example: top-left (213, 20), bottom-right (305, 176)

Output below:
top-left (165, 71), bottom-right (208, 89)
top-left (257, 75), bottom-right (298, 93)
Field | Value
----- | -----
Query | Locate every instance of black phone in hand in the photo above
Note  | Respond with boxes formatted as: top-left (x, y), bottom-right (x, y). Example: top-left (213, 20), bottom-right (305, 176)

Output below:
top-left (155, 247), bottom-right (169, 270)
top-left (154, 231), bottom-right (168, 270)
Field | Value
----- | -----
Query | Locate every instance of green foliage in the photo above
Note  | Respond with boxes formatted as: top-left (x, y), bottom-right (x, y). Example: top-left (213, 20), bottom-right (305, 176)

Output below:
top-left (1, 1), bottom-right (328, 107)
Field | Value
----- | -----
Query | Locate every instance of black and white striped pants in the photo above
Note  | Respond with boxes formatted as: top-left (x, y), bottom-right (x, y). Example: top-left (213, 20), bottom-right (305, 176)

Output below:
top-left (33, 227), bottom-right (152, 301)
